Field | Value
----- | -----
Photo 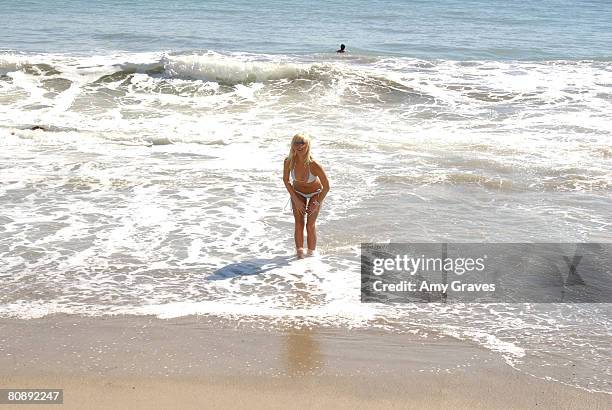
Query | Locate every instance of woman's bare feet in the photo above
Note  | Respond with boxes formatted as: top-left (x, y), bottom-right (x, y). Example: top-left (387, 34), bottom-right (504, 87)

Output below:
top-left (296, 247), bottom-right (305, 259)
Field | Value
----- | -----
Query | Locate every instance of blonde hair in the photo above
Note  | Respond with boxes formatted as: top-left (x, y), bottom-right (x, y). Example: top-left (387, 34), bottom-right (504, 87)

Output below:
top-left (287, 133), bottom-right (313, 170)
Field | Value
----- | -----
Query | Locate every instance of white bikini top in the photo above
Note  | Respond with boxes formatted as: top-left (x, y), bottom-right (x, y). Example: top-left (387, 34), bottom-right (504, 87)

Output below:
top-left (291, 163), bottom-right (316, 183)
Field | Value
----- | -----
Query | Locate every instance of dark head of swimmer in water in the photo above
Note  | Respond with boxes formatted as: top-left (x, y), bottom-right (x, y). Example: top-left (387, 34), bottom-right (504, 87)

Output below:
top-left (282, 133), bottom-right (330, 259)
top-left (336, 44), bottom-right (346, 53)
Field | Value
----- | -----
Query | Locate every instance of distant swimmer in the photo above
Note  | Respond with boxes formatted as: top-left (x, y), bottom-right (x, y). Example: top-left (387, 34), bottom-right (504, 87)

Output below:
top-left (283, 134), bottom-right (330, 259)
top-left (336, 44), bottom-right (346, 53)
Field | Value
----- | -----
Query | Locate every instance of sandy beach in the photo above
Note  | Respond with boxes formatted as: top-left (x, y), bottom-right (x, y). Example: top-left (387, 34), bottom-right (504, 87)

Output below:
top-left (0, 315), bottom-right (609, 409)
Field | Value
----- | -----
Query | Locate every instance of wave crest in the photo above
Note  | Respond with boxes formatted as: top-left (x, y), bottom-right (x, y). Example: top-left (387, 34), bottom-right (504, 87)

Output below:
top-left (162, 52), bottom-right (313, 84)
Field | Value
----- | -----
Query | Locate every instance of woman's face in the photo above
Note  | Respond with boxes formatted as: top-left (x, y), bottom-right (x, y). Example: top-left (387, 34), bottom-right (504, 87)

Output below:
top-left (293, 140), bottom-right (308, 154)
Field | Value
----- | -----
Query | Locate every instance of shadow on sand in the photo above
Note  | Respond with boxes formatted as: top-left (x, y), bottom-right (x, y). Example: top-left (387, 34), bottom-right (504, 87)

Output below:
top-left (208, 255), bottom-right (295, 280)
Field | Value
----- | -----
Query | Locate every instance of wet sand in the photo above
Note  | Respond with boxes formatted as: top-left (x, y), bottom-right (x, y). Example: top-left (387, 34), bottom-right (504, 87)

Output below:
top-left (0, 315), bottom-right (610, 409)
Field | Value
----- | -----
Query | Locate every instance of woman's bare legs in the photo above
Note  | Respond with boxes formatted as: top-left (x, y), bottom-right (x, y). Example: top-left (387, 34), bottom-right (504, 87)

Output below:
top-left (305, 200), bottom-right (321, 255)
top-left (291, 195), bottom-right (307, 258)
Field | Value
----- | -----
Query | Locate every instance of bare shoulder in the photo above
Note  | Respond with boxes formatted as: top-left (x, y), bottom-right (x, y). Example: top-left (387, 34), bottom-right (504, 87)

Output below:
top-left (310, 159), bottom-right (326, 174)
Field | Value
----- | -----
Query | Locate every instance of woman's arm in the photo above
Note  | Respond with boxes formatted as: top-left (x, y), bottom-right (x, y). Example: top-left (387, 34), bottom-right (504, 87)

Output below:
top-left (311, 161), bottom-right (330, 203)
top-left (284, 159), bottom-right (307, 215)
top-left (283, 158), bottom-right (299, 199)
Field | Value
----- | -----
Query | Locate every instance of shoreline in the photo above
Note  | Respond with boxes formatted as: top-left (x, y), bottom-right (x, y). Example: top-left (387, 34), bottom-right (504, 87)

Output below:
top-left (1, 314), bottom-right (609, 409)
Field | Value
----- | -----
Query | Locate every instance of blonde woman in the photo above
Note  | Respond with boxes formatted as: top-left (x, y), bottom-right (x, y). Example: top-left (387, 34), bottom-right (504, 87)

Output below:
top-left (283, 134), bottom-right (330, 258)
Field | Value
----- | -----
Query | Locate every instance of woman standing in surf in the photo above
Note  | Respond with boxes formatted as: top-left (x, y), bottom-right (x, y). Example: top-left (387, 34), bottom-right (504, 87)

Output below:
top-left (283, 134), bottom-right (330, 258)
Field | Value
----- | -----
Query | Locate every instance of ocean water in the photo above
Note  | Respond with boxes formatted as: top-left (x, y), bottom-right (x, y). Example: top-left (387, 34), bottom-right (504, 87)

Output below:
top-left (1, 0), bottom-right (611, 394)
top-left (2, 0), bottom-right (612, 59)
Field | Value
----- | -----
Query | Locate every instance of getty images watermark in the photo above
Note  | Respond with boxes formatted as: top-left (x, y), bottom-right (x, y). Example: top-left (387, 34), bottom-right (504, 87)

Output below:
top-left (361, 243), bottom-right (612, 303)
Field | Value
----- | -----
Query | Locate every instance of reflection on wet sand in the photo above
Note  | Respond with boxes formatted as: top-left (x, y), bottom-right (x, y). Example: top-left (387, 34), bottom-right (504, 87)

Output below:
top-left (283, 279), bottom-right (323, 376)
top-left (285, 326), bottom-right (323, 376)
